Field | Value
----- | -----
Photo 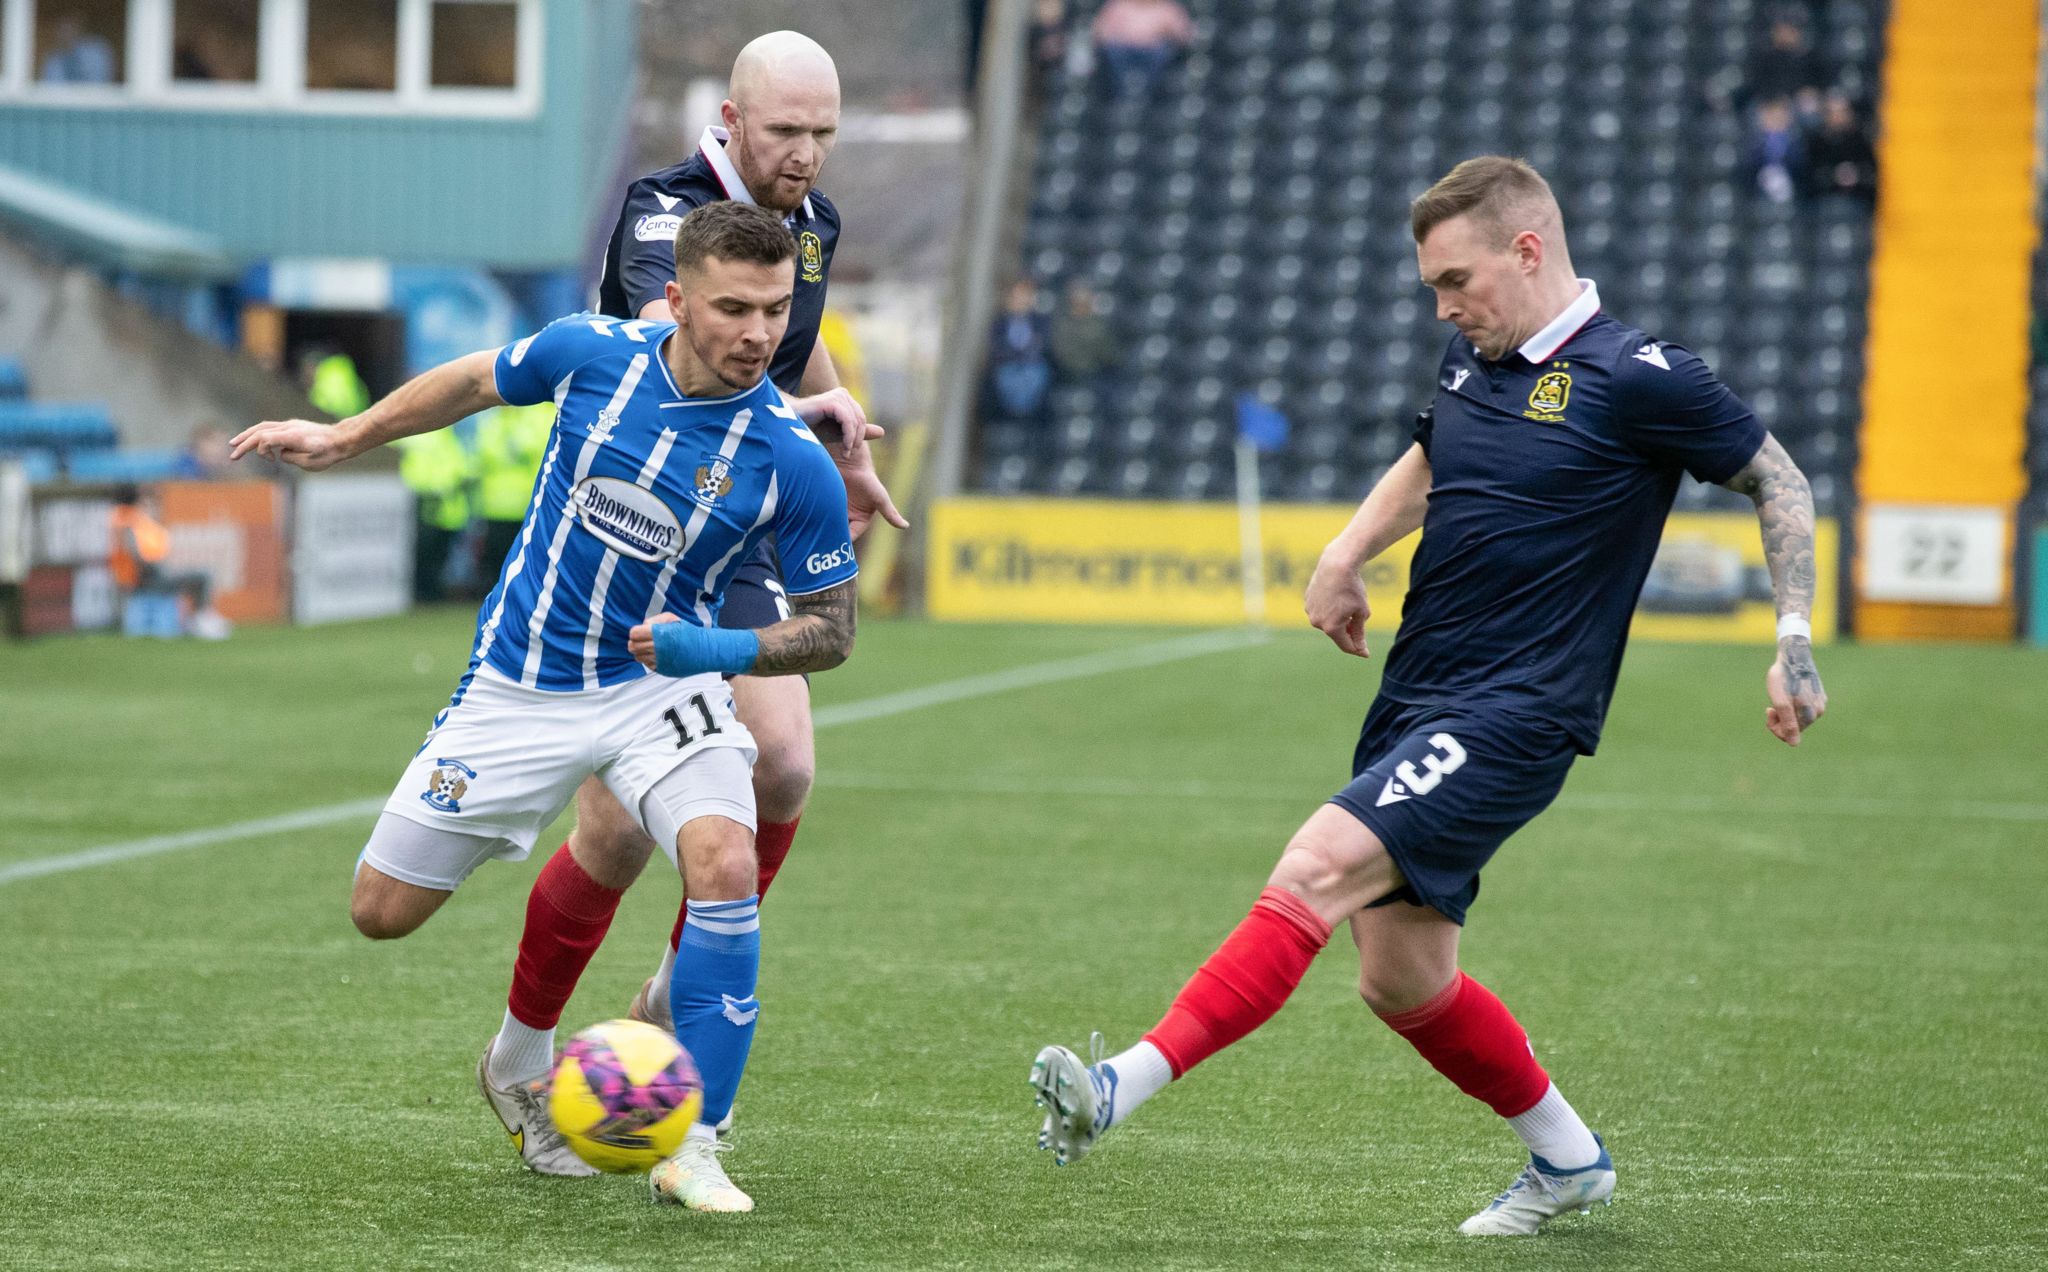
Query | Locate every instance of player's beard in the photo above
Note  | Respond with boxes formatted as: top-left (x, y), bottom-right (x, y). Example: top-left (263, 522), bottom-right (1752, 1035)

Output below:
top-left (752, 172), bottom-right (814, 213)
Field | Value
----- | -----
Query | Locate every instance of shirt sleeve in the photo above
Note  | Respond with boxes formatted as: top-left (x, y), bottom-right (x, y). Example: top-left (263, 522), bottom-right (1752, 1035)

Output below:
top-left (1611, 340), bottom-right (1767, 484)
top-left (612, 181), bottom-right (696, 318)
top-left (1411, 403), bottom-right (1436, 460)
top-left (493, 313), bottom-right (595, 407)
top-left (770, 431), bottom-right (858, 596)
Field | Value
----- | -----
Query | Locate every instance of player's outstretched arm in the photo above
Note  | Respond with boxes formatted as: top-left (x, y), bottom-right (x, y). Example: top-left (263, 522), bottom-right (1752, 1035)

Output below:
top-left (228, 350), bottom-right (504, 471)
top-left (630, 580), bottom-right (857, 680)
top-left (1305, 442), bottom-right (1433, 657)
top-left (1721, 433), bottom-right (1827, 746)
top-left (786, 388), bottom-right (908, 537)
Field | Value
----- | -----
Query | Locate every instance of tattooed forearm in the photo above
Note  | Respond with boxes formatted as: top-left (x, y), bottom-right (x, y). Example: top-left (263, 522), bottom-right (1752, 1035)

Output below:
top-left (1723, 434), bottom-right (1818, 626)
top-left (750, 580), bottom-right (857, 675)
top-left (1724, 434), bottom-right (1825, 721)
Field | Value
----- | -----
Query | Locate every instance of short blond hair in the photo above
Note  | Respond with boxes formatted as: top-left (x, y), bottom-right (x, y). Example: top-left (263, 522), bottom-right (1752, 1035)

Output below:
top-left (1410, 156), bottom-right (1559, 246)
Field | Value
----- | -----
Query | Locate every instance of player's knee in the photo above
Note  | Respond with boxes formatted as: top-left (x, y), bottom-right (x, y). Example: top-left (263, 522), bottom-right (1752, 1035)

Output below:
top-left (1357, 966), bottom-right (1451, 1016)
top-left (1272, 831), bottom-right (1366, 898)
top-left (696, 844), bottom-right (759, 898)
top-left (751, 745), bottom-right (814, 822)
top-left (568, 817), bottom-right (657, 888)
top-left (349, 893), bottom-right (423, 941)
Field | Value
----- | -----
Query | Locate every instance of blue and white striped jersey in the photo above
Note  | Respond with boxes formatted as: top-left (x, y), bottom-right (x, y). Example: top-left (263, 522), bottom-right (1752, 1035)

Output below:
top-left (469, 312), bottom-right (856, 692)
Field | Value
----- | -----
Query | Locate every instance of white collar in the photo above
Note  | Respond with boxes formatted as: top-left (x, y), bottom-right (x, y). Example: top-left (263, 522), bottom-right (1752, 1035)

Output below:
top-left (1514, 278), bottom-right (1600, 363)
top-left (697, 125), bottom-right (815, 222)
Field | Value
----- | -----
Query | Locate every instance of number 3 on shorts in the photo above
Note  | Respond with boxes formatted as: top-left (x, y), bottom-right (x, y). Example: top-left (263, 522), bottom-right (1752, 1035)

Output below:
top-left (662, 692), bottom-right (725, 749)
top-left (1394, 732), bottom-right (1467, 796)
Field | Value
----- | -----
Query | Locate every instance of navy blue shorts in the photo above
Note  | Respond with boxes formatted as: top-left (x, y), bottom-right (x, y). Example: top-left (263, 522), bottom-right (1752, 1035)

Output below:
top-left (1327, 696), bottom-right (1577, 925)
top-left (715, 538), bottom-right (791, 631)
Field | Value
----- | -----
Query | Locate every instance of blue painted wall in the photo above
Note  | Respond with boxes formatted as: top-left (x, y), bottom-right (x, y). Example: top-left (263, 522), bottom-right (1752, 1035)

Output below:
top-left (0, 1), bottom-right (636, 270)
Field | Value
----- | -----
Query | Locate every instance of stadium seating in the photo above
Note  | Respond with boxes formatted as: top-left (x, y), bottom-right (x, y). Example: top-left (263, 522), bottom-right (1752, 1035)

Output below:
top-left (981, 0), bottom-right (1885, 516)
top-left (63, 448), bottom-right (193, 484)
top-left (0, 401), bottom-right (120, 457)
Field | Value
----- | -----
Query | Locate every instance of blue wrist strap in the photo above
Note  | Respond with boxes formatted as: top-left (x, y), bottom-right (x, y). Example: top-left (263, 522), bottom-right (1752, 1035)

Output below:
top-left (650, 623), bottom-right (760, 677)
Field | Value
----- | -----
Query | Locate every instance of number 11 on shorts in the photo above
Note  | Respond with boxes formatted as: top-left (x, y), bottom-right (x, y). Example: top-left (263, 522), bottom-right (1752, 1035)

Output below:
top-left (663, 693), bottom-right (724, 748)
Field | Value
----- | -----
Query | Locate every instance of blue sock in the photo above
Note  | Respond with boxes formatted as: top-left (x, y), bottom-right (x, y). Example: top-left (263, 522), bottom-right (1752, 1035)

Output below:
top-left (669, 896), bottom-right (760, 1127)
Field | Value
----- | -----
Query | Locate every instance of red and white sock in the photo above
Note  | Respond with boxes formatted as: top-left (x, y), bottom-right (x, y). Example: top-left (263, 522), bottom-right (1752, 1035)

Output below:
top-left (490, 843), bottom-right (624, 1086)
top-left (1139, 886), bottom-right (1332, 1078)
top-left (1377, 971), bottom-right (1599, 1168)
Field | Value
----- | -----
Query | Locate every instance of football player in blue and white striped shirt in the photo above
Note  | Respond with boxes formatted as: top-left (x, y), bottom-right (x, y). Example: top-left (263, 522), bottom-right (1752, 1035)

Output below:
top-left (232, 203), bottom-right (860, 1213)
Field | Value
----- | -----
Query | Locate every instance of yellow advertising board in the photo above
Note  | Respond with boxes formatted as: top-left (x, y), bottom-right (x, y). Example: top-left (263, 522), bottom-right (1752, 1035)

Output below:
top-left (927, 498), bottom-right (1838, 643)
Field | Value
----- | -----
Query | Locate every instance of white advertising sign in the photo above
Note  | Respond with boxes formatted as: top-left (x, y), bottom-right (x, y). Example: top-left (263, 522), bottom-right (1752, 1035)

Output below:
top-left (293, 475), bottom-right (415, 625)
top-left (1862, 504), bottom-right (2008, 605)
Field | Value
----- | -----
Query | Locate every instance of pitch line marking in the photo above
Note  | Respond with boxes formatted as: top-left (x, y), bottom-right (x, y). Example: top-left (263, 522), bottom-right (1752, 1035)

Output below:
top-left (808, 771), bottom-right (2048, 824)
top-left (0, 629), bottom-right (1269, 888)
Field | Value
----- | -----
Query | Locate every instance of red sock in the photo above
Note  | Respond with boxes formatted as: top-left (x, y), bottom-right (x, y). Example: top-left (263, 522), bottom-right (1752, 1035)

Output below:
top-left (507, 844), bottom-right (626, 1029)
top-left (1377, 971), bottom-right (1550, 1117)
top-left (664, 818), bottom-right (802, 950)
top-left (1141, 887), bottom-right (1332, 1077)
top-left (755, 817), bottom-right (799, 898)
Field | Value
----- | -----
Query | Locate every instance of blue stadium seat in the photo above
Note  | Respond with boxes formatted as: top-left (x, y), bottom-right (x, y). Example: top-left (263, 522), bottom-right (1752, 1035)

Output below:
top-left (0, 402), bottom-right (119, 454)
top-left (65, 449), bottom-right (191, 483)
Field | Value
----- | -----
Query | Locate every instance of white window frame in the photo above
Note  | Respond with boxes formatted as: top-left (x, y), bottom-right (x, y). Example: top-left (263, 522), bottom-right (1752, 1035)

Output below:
top-left (0, 0), bottom-right (541, 117)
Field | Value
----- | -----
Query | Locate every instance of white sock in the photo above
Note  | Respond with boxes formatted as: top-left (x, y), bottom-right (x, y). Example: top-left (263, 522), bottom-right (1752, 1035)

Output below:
top-left (686, 1121), bottom-right (718, 1144)
top-left (1505, 1082), bottom-right (1601, 1170)
top-left (653, 940), bottom-right (677, 993)
top-left (487, 1009), bottom-right (556, 1087)
top-left (1100, 1040), bottom-right (1174, 1128)
top-left (646, 941), bottom-right (677, 1025)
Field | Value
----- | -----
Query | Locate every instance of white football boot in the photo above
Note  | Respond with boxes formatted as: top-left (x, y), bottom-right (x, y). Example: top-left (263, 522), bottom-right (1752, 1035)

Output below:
top-left (1459, 1135), bottom-right (1614, 1236)
top-left (475, 1041), bottom-right (598, 1177)
top-left (649, 1132), bottom-right (754, 1212)
top-left (1029, 1033), bottom-right (1118, 1166)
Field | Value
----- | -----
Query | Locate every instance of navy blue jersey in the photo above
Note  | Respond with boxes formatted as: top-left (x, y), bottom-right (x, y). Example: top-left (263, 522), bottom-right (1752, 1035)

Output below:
top-left (597, 126), bottom-right (840, 396)
top-left (1380, 282), bottom-right (1767, 754)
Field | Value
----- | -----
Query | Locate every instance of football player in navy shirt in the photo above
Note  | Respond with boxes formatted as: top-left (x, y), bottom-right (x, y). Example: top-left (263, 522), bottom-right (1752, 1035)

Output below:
top-left (505, 32), bottom-right (907, 1121)
top-left (1032, 157), bottom-right (1828, 1236)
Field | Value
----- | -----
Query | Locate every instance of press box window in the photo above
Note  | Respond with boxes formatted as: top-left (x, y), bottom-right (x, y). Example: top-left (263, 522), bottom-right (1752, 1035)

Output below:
top-left (306, 0), bottom-right (398, 91)
top-left (173, 0), bottom-right (261, 83)
top-left (430, 1), bottom-right (517, 89)
top-left (35, 0), bottom-right (128, 85)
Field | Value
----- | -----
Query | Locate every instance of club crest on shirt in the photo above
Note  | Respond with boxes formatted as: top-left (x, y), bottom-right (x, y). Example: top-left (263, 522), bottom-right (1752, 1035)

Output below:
top-left (799, 231), bottom-right (824, 282)
top-left (693, 456), bottom-right (736, 508)
top-left (1524, 370), bottom-right (1572, 423)
top-left (421, 758), bottom-right (477, 814)
top-left (589, 407), bottom-right (622, 446)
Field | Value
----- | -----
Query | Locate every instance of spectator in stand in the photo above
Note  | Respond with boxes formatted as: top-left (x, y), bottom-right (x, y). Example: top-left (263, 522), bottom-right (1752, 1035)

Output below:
top-left (301, 346), bottom-right (371, 420)
top-left (985, 279), bottom-right (1053, 427)
top-left (1091, 0), bottom-right (1193, 99)
top-left (180, 423), bottom-right (238, 479)
top-left (1802, 91), bottom-right (1878, 206)
top-left (109, 485), bottom-right (230, 639)
top-left (1032, 0), bottom-right (1071, 85)
top-left (474, 402), bottom-right (551, 576)
top-left (1746, 98), bottom-right (1804, 205)
top-left (1747, 9), bottom-right (1826, 120)
top-left (38, 15), bottom-right (116, 84)
top-left (1050, 280), bottom-right (1118, 391)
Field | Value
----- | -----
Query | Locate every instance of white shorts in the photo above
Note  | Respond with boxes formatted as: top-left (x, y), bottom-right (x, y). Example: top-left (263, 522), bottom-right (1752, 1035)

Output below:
top-left (367, 663), bottom-right (757, 889)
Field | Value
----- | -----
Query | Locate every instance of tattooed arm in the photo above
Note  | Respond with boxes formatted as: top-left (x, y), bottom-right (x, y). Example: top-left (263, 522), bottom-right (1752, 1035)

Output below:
top-left (631, 579), bottom-right (857, 679)
top-left (752, 579), bottom-right (858, 675)
top-left (1721, 434), bottom-right (1828, 745)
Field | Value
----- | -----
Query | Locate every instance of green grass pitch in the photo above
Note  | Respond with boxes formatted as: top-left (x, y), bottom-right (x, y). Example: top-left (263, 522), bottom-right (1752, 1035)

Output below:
top-left (2, 612), bottom-right (2044, 1269)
